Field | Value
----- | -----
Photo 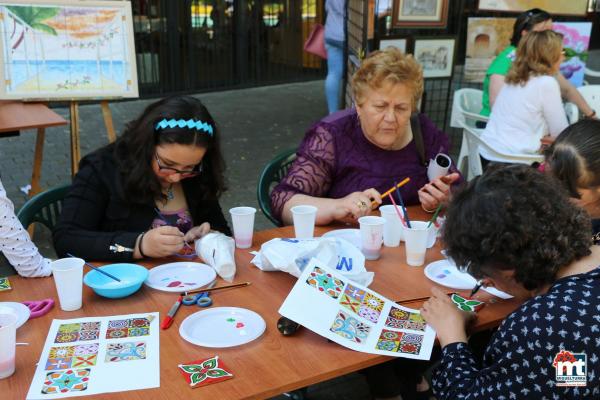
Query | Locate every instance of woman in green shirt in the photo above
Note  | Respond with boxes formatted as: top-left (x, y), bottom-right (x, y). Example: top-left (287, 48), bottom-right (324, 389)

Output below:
top-left (481, 8), bottom-right (594, 119)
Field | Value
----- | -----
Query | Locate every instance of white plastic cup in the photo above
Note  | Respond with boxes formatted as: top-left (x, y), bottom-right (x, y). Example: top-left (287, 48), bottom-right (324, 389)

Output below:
top-left (0, 313), bottom-right (17, 379)
top-left (229, 206), bottom-right (257, 249)
top-left (379, 205), bottom-right (404, 247)
top-left (51, 257), bottom-right (84, 311)
top-left (358, 216), bottom-right (386, 260)
top-left (290, 205), bottom-right (318, 239)
top-left (427, 153), bottom-right (452, 182)
top-left (402, 221), bottom-right (431, 266)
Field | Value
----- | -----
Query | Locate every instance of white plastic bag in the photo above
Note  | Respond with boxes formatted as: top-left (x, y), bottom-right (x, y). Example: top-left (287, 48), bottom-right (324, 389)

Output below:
top-left (195, 232), bottom-right (236, 282)
top-left (250, 237), bottom-right (374, 287)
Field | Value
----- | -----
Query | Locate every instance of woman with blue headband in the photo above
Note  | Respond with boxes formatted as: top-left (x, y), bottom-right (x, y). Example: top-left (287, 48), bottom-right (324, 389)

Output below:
top-left (53, 96), bottom-right (230, 261)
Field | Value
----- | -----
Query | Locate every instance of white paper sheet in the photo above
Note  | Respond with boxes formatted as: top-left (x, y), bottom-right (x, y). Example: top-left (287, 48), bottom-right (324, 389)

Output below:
top-left (26, 312), bottom-right (160, 399)
top-left (279, 259), bottom-right (436, 360)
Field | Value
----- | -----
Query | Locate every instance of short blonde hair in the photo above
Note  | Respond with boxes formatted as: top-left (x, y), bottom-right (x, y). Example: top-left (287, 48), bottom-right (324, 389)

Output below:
top-left (351, 47), bottom-right (424, 110)
top-left (506, 30), bottom-right (563, 85)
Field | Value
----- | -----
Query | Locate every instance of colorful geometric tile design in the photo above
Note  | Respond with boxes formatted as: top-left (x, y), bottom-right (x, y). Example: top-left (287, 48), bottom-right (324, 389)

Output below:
top-left (357, 292), bottom-right (385, 323)
top-left (305, 266), bottom-right (344, 300)
top-left (339, 284), bottom-right (365, 314)
top-left (450, 293), bottom-right (485, 312)
top-left (105, 328), bottom-right (129, 339)
top-left (385, 307), bottom-right (427, 331)
top-left (42, 369), bottom-right (90, 394)
top-left (329, 310), bottom-right (371, 344)
top-left (375, 330), bottom-right (424, 355)
top-left (105, 318), bottom-right (151, 339)
top-left (178, 355), bottom-right (233, 388)
top-left (55, 322), bottom-right (101, 344)
top-left (105, 342), bottom-right (147, 362)
top-left (45, 358), bottom-right (72, 371)
top-left (46, 344), bottom-right (99, 370)
top-left (0, 277), bottom-right (11, 291)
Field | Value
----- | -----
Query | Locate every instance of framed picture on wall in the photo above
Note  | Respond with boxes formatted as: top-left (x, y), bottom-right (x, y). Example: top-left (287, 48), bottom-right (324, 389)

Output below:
top-left (392, 0), bottom-right (449, 28)
top-left (379, 37), bottom-right (410, 54)
top-left (477, 0), bottom-right (588, 16)
top-left (413, 37), bottom-right (456, 79)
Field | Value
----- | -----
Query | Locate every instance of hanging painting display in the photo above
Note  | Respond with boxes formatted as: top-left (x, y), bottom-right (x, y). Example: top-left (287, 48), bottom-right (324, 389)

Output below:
top-left (553, 22), bottom-right (592, 88)
top-left (464, 17), bottom-right (515, 82)
top-left (392, 0), bottom-right (449, 28)
top-left (279, 258), bottom-right (437, 360)
top-left (0, 0), bottom-right (138, 100)
top-left (478, 0), bottom-right (588, 16)
top-left (26, 313), bottom-right (159, 399)
top-left (379, 37), bottom-right (409, 54)
top-left (413, 37), bottom-right (455, 79)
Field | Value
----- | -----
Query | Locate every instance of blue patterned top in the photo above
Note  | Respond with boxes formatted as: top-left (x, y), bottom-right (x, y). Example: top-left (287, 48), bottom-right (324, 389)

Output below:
top-left (151, 208), bottom-right (193, 234)
top-left (432, 266), bottom-right (600, 399)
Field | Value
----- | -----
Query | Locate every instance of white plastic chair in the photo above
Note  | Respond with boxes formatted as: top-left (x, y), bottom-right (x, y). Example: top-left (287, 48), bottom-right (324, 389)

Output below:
top-left (452, 88), bottom-right (489, 177)
top-left (564, 102), bottom-right (578, 124)
top-left (463, 126), bottom-right (544, 180)
top-left (577, 85), bottom-right (600, 115)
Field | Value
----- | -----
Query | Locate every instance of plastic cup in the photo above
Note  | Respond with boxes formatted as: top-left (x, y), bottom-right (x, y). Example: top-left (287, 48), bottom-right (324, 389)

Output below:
top-left (229, 207), bottom-right (257, 249)
top-left (290, 205), bottom-right (318, 239)
top-left (379, 205), bottom-right (404, 247)
top-left (0, 313), bottom-right (17, 379)
top-left (402, 221), bottom-right (431, 266)
top-left (427, 153), bottom-right (452, 182)
top-left (358, 216), bottom-right (385, 260)
top-left (51, 257), bottom-right (84, 311)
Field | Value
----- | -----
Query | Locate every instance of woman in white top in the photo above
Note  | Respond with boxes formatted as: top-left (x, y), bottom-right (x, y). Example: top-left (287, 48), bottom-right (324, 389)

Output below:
top-left (0, 178), bottom-right (51, 277)
top-left (480, 30), bottom-right (568, 163)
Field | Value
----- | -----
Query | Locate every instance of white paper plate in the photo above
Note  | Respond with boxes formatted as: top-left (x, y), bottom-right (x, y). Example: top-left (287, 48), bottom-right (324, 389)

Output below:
top-left (179, 307), bottom-right (266, 348)
top-left (424, 259), bottom-right (477, 290)
top-left (144, 262), bottom-right (216, 292)
top-left (0, 302), bottom-right (31, 329)
top-left (424, 259), bottom-right (513, 299)
top-left (322, 229), bottom-right (361, 249)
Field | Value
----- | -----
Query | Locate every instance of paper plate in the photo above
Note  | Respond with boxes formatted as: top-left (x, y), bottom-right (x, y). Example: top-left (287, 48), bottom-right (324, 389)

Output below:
top-left (424, 259), bottom-right (513, 299)
top-left (179, 307), bottom-right (266, 348)
top-left (144, 262), bottom-right (216, 292)
top-left (0, 302), bottom-right (31, 329)
top-left (424, 259), bottom-right (478, 290)
top-left (322, 229), bottom-right (361, 249)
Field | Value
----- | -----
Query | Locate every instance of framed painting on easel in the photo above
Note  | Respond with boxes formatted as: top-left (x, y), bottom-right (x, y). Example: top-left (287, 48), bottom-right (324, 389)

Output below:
top-left (0, 0), bottom-right (138, 100)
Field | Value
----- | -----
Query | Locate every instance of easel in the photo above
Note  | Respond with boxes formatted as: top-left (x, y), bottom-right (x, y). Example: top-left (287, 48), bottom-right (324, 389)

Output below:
top-left (68, 99), bottom-right (117, 175)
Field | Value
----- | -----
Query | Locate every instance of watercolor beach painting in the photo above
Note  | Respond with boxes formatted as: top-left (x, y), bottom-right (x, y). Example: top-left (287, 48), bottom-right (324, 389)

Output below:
top-left (0, 0), bottom-right (138, 99)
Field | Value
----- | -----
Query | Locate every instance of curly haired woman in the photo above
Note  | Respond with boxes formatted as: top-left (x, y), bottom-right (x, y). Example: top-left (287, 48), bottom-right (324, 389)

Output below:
top-left (422, 165), bottom-right (600, 399)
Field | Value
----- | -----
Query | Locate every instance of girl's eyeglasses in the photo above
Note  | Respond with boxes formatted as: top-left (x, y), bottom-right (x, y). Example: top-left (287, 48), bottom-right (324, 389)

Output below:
top-left (155, 154), bottom-right (202, 177)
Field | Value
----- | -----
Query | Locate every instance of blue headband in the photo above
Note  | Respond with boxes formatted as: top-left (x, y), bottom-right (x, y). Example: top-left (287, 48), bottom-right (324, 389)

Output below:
top-left (155, 118), bottom-right (214, 136)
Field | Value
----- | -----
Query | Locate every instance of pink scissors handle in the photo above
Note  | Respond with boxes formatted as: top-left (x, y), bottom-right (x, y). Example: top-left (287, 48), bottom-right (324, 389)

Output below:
top-left (22, 298), bottom-right (55, 318)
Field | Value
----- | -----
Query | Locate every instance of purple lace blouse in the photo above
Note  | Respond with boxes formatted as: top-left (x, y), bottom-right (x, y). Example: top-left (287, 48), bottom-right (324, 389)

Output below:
top-left (270, 109), bottom-right (459, 222)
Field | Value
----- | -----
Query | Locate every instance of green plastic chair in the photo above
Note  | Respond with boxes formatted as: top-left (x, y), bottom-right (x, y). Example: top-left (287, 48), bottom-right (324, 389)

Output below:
top-left (17, 184), bottom-right (71, 230)
top-left (257, 148), bottom-right (297, 226)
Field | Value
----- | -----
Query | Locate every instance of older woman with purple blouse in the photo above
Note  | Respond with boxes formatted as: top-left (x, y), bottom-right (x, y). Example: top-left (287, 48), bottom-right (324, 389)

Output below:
top-left (271, 47), bottom-right (461, 226)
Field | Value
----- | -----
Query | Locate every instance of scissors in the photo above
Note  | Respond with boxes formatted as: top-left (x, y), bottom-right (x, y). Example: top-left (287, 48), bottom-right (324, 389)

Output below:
top-left (182, 280), bottom-right (216, 307)
top-left (22, 298), bottom-right (54, 318)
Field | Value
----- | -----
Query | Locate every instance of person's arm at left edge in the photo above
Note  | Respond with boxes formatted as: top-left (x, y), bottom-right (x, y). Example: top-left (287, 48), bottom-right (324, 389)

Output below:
top-left (416, 114), bottom-right (463, 211)
top-left (556, 73), bottom-right (596, 118)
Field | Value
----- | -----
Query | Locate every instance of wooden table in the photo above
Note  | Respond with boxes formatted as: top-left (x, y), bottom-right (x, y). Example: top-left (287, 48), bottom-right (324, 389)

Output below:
top-left (0, 101), bottom-right (68, 197)
top-left (0, 217), bottom-right (521, 399)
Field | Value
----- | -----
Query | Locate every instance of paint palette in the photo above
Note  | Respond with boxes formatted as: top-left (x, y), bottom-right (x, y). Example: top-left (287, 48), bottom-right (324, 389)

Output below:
top-left (424, 259), bottom-right (477, 290)
top-left (424, 259), bottom-right (514, 299)
top-left (322, 229), bottom-right (361, 249)
top-left (179, 307), bottom-right (266, 348)
top-left (144, 262), bottom-right (216, 292)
